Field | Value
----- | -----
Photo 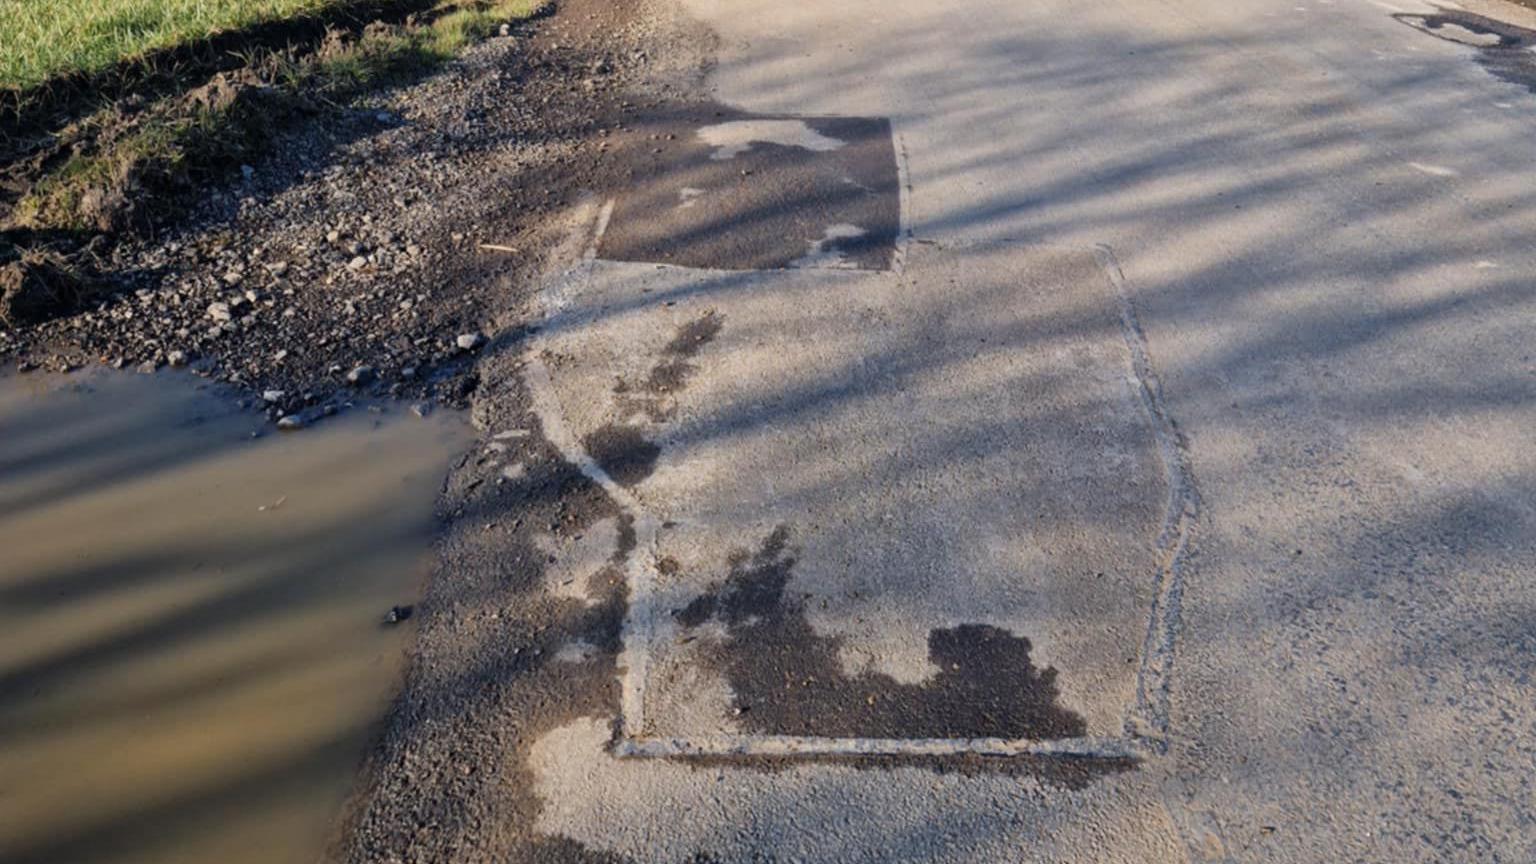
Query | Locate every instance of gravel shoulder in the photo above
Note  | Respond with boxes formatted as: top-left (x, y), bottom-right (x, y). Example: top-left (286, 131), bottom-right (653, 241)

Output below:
top-left (323, 2), bottom-right (723, 862)
top-left (0, 0), bottom-right (705, 423)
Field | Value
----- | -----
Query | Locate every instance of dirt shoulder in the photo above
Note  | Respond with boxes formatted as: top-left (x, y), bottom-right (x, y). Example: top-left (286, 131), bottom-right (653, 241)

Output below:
top-left (9, 0), bottom-right (719, 858)
top-left (333, 2), bottom-right (726, 862)
top-left (0, 0), bottom-right (698, 422)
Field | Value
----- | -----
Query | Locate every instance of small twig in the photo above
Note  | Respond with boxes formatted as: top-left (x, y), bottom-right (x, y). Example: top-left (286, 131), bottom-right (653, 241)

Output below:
top-left (478, 243), bottom-right (518, 253)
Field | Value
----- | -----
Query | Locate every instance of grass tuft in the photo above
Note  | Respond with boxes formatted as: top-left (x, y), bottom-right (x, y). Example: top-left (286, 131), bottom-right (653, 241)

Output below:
top-left (427, 0), bottom-right (547, 56)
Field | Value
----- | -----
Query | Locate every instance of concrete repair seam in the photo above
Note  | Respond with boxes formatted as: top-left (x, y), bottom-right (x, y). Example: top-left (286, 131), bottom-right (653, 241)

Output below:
top-left (1093, 243), bottom-right (1200, 749)
top-left (615, 243), bottom-right (1199, 760)
top-left (525, 198), bottom-right (659, 743)
top-left (893, 128), bottom-right (916, 275)
top-left (585, 199), bottom-right (616, 261)
top-left (614, 734), bottom-right (1140, 760)
top-left (521, 352), bottom-right (662, 742)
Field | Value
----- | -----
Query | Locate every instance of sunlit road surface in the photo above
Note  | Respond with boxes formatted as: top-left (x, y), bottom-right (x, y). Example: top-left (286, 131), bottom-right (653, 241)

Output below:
top-left (519, 0), bottom-right (1536, 860)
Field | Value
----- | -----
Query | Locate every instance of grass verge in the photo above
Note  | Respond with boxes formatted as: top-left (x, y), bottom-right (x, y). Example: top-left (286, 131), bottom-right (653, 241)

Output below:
top-left (0, 0), bottom-right (350, 92)
top-left (6, 0), bottom-right (546, 236)
top-left (0, 0), bottom-right (544, 93)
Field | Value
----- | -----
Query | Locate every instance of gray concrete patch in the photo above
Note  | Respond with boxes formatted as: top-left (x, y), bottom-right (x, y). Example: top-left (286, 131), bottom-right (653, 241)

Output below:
top-left (527, 240), bottom-right (1180, 755)
top-left (597, 109), bottom-right (902, 271)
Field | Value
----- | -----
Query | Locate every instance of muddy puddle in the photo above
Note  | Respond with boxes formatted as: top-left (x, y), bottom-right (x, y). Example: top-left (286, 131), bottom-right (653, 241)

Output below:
top-left (0, 369), bottom-right (470, 864)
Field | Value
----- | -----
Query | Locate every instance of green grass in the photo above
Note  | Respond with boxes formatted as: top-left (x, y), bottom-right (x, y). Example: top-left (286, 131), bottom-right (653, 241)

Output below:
top-left (425, 0), bottom-right (545, 55)
top-left (0, 0), bottom-right (545, 92)
top-left (310, 0), bottom-right (544, 89)
top-left (0, 0), bottom-right (348, 91)
top-left (8, 0), bottom-right (545, 233)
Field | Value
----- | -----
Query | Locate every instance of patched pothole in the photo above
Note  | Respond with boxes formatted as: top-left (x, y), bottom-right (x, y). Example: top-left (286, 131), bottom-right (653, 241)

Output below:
top-left (598, 106), bottom-right (902, 271)
top-left (1395, 10), bottom-right (1536, 94)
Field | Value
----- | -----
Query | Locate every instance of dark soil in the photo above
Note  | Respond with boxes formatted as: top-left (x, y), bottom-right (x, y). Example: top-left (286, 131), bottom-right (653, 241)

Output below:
top-left (9, 1), bottom-right (720, 860)
top-left (0, 251), bottom-right (100, 326)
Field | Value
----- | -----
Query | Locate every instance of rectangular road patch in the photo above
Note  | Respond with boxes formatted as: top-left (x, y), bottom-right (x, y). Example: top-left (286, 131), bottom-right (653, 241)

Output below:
top-left (597, 109), bottom-right (902, 272)
top-left (526, 240), bottom-right (1189, 758)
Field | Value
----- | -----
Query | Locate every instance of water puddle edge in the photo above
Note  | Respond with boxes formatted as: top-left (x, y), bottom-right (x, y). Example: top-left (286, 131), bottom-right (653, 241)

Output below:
top-left (0, 368), bottom-right (472, 864)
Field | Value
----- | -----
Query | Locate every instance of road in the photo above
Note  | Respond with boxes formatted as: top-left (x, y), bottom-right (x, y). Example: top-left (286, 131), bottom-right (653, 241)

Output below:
top-left (510, 0), bottom-right (1536, 860)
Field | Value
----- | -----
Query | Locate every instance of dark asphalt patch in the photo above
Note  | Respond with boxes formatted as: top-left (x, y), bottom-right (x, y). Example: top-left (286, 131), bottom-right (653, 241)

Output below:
top-left (674, 526), bottom-right (1089, 741)
top-left (1395, 11), bottom-right (1536, 93)
top-left (599, 107), bottom-right (901, 271)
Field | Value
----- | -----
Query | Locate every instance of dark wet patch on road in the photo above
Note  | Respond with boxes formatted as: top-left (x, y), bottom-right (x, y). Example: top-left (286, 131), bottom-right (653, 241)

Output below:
top-left (583, 423), bottom-right (662, 487)
top-left (616, 310), bottom-right (723, 422)
top-left (599, 105), bottom-right (901, 271)
top-left (675, 526), bottom-right (1088, 741)
top-left (1395, 11), bottom-right (1536, 93)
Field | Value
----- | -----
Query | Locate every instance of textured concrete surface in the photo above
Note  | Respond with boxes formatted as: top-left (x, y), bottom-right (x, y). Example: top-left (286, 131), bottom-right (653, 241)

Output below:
top-left (531, 244), bottom-right (1172, 750)
top-left (520, 0), bottom-right (1536, 860)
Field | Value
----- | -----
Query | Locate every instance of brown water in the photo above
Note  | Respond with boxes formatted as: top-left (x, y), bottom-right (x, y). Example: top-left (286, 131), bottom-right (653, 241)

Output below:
top-left (0, 369), bottom-right (470, 864)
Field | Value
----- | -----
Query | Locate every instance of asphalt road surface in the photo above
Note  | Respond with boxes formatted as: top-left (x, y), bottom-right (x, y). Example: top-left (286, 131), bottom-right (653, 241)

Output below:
top-left (520, 0), bottom-right (1536, 860)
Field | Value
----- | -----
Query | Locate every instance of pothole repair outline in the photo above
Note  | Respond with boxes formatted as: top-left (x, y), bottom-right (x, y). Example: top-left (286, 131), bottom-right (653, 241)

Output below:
top-left (595, 111), bottom-right (908, 273)
top-left (1393, 9), bottom-right (1536, 94)
top-left (524, 198), bottom-right (1195, 761)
